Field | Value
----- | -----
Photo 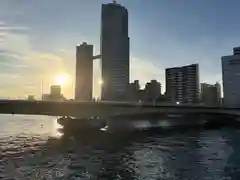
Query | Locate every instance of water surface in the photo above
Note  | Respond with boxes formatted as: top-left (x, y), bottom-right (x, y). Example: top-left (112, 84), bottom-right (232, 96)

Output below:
top-left (0, 115), bottom-right (240, 179)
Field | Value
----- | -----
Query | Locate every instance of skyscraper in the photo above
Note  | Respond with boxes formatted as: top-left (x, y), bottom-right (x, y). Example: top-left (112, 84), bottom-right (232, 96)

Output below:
top-left (75, 42), bottom-right (93, 101)
top-left (101, 2), bottom-right (130, 101)
top-left (222, 47), bottom-right (240, 107)
top-left (166, 64), bottom-right (199, 104)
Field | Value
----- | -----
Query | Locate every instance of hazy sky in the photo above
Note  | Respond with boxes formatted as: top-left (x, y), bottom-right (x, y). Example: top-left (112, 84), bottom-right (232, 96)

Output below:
top-left (1, 0), bottom-right (240, 99)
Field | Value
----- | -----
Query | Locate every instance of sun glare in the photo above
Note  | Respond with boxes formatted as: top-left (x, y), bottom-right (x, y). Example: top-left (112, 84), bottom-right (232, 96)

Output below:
top-left (98, 79), bottom-right (103, 85)
top-left (56, 74), bottom-right (68, 85)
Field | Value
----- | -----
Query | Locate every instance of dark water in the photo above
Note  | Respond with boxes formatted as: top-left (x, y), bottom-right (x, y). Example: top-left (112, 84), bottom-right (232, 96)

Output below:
top-left (0, 115), bottom-right (240, 179)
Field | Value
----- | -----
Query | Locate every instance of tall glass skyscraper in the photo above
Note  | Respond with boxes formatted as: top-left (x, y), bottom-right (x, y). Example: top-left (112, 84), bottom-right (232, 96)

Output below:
top-left (101, 2), bottom-right (130, 101)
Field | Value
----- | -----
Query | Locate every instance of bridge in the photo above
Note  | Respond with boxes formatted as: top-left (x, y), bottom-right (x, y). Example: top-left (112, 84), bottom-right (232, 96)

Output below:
top-left (0, 100), bottom-right (239, 118)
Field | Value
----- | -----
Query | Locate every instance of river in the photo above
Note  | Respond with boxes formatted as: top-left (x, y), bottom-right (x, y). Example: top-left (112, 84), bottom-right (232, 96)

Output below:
top-left (0, 115), bottom-right (240, 179)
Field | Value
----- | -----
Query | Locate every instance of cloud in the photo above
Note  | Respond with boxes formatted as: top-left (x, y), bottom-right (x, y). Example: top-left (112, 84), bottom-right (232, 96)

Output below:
top-left (0, 22), bottom-right (76, 99)
top-left (0, 25), bottom-right (30, 33)
top-left (0, 22), bottom-right (30, 46)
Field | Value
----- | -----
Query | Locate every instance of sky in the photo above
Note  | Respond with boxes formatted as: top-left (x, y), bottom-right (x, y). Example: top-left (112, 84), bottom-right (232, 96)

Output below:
top-left (1, 0), bottom-right (240, 99)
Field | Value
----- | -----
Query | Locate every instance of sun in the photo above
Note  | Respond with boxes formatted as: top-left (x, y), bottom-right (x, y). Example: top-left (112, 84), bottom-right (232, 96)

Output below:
top-left (98, 79), bottom-right (103, 85)
top-left (56, 74), bottom-right (68, 85)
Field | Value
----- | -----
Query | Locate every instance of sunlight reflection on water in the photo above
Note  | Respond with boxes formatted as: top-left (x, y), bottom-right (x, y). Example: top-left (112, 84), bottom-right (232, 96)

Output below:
top-left (0, 115), bottom-right (61, 138)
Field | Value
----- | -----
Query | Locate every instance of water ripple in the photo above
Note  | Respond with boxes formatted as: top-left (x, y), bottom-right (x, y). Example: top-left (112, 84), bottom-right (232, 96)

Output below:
top-left (0, 116), bottom-right (240, 179)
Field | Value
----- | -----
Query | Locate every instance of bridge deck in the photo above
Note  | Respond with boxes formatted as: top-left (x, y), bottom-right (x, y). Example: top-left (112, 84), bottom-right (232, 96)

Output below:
top-left (0, 100), bottom-right (238, 118)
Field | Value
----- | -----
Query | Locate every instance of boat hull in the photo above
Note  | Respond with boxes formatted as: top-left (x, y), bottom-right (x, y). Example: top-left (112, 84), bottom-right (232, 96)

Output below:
top-left (57, 117), bottom-right (106, 135)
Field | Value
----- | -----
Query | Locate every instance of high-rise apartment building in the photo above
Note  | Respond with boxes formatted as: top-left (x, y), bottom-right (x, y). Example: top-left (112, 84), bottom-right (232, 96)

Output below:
top-left (101, 2), bottom-right (130, 101)
top-left (222, 47), bottom-right (240, 107)
top-left (200, 83), bottom-right (221, 106)
top-left (166, 64), bottom-right (199, 104)
top-left (75, 42), bottom-right (93, 101)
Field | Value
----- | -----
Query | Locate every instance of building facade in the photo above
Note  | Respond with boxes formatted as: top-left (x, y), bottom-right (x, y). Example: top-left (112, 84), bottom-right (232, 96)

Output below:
top-left (101, 2), bottom-right (130, 101)
top-left (200, 83), bottom-right (221, 106)
top-left (166, 64), bottom-right (199, 104)
top-left (75, 42), bottom-right (93, 101)
top-left (222, 47), bottom-right (240, 107)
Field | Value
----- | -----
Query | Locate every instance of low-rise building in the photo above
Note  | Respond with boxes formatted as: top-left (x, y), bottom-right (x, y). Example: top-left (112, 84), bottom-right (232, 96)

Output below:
top-left (200, 82), bottom-right (221, 106)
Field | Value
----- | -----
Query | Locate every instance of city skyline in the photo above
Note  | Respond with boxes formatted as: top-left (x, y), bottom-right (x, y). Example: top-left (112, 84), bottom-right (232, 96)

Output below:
top-left (1, 0), bottom-right (240, 99)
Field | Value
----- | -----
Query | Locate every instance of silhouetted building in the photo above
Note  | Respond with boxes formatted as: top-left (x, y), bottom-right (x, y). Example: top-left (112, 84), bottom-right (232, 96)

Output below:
top-left (42, 94), bottom-right (50, 101)
top-left (200, 82), bottom-right (221, 106)
top-left (42, 85), bottom-right (65, 101)
top-left (101, 2), bottom-right (130, 101)
top-left (127, 80), bottom-right (140, 101)
top-left (166, 64), bottom-right (199, 104)
top-left (222, 47), bottom-right (240, 107)
top-left (75, 42), bottom-right (93, 101)
top-left (27, 95), bottom-right (35, 101)
top-left (144, 80), bottom-right (161, 102)
top-left (50, 85), bottom-right (61, 100)
top-left (127, 80), bottom-right (162, 103)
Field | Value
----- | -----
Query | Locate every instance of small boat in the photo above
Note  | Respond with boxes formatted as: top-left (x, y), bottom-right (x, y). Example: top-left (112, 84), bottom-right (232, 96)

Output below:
top-left (57, 116), bottom-right (106, 135)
